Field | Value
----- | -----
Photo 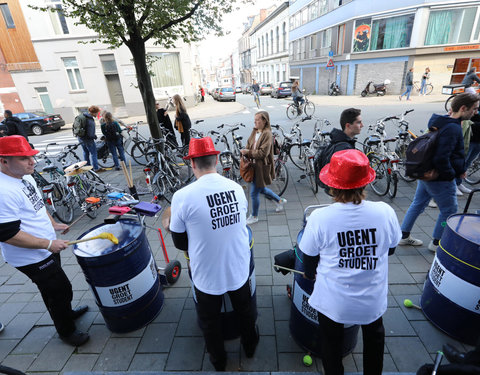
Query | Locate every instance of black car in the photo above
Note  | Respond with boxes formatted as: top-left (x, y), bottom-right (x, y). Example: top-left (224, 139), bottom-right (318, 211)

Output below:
top-left (271, 81), bottom-right (293, 98)
top-left (2, 112), bottom-right (66, 136)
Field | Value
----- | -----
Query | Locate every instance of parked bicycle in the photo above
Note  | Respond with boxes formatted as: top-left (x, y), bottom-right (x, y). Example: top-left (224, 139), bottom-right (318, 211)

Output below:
top-left (286, 93), bottom-right (315, 120)
top-left (412, 80), bottom-right (433, 95)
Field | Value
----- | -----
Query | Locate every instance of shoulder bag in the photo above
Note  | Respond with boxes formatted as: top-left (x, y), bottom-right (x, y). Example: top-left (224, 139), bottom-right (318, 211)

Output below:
top-left (240, 155), bottom-right (254, 182)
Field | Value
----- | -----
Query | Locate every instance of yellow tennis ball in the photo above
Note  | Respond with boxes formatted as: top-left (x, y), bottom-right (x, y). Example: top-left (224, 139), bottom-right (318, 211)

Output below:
top-left (303, 354), bottom-right (312, 366)
top-left (404, 299), bottom-right (413, 308)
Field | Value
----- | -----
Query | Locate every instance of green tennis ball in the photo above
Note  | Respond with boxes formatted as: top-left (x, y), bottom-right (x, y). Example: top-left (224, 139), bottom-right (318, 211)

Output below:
top-left (404, 299), bottom-right (413, 308)
top-left (303, 354), bottom-right (313, 366)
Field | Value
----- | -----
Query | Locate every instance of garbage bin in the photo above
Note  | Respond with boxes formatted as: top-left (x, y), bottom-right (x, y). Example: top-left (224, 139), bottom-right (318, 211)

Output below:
top-left (188, 226), bottom-right (256, 340)
top-left (73, 219), bottom-right (164, 333)
top-left (421, 213), bottom-right (480, 345)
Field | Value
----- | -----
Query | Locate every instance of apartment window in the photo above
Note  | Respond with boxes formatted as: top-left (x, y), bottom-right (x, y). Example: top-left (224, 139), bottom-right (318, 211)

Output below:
top-left (289, 16), bottom-right (294, 31)
top-left (258, 38), bottom-right (261, 56)
top-left (261, 36), bottom-right (265, 57)
top-left (265, 34), bottom-right (269, 56)
top-left (309, 1), bottom-right (319, 21)
top-left (150, 53), bottom-right (182, 87)
top-left (319, 29), bottom-right (332, 56)
top-left (283, 23), bottom-right (287, 50)
top-left (0, 3), bottom-right (15, 29)
top-left (295, 12), bottom-right (301, 29)
top-left (270, 30), bottom-right (274, 54)
top-left (48, 3), bottom-right (69, 34)
top-left (301, 7), bottom-right (308, 25)
top-left (319, 0), bottom-right (328, 16)
top-left (62, 57), bottom-right (84, 90)
top-left (370, 14), bottom-right (415, 50)
top-left (337, 24), bottom-right (345, 55)
top-left (99, 54), bottom-right (118, 73)
top-left (276, 26), bottom-right (279, 53)
top-left (425, 8), bottom-right (477, 45)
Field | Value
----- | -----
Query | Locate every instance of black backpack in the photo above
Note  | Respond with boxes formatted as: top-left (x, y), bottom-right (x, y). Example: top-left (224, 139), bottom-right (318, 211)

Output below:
top-left (314, 141), bottom-right (351, 188)
top-left (405, 128), bottom-right (439, 179)
top-left (104, 121), bottom-right (119, 141)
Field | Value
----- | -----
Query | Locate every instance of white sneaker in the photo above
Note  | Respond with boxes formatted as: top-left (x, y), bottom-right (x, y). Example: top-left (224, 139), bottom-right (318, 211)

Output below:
top-left (458, 184), bottom-right (471, 194)
top-left (428, 240), bottom-right (438, 252)
top-left (455, 186), bottom-right (463, 196)
top-left (399, 236), bottom-right (423, 246)
top-left (428, 199), bottom-right (437, 208)
top-left (246, 215), bottom-right (258, 225)
top-left (275, 198), bottom-right (287, 212)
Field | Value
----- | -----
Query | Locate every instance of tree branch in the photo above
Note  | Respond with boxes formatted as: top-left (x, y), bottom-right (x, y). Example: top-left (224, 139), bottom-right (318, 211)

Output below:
top-left (62, 0), bottom-right (107, 18)
top-left (143, 0), bottom-right (204, 42)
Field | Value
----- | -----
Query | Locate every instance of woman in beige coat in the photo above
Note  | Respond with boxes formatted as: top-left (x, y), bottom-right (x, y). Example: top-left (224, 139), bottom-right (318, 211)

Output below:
top-left (241, 111), bottom-right (287, 224)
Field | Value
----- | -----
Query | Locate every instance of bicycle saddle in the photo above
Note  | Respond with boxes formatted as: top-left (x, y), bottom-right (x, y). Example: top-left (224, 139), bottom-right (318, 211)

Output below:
top-left (42, 165), bottom-right (57, 173)
top-left (301, 140), bottom-right (311, 147)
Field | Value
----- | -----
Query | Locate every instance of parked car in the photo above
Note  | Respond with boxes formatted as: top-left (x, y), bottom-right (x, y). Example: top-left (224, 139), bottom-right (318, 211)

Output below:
top-left (259, 83), bottom-right (273, 95)
top-left (1, 111), bottom-right (65, 136)
top-left (217, 87), bottom-right (236, 102)
top-left (213, 88), bottom-right (220, 100)
top-left (271, 81), bottom-right (293, 98)
top-left (235, 86), bottom-right (242, 93)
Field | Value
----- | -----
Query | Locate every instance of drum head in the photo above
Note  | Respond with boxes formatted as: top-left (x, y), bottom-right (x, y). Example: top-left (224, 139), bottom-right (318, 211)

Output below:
top-left (64, 160), bottom-right (88, 172)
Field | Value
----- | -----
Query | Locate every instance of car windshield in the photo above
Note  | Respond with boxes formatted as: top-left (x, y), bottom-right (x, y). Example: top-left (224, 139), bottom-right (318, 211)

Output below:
top-left (280, 83), bottom-right (292, 88)
top-left (222, 88), bottom-right (233, 92)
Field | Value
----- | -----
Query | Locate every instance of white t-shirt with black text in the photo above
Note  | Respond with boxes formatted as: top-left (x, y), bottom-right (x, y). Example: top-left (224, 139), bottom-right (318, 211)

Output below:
top-left (0, 172), bottom-right (55, 267)
top-left (299, 201), bottom-right (401, 325)
top-left (170, 173), bottom-right (250, 295)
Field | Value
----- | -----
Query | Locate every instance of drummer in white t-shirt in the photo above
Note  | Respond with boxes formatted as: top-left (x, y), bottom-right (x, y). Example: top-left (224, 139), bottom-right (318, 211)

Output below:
top-left (299, 149), bottom-right (401, 375)
top-left (168, 137), bottom-right (259, 371)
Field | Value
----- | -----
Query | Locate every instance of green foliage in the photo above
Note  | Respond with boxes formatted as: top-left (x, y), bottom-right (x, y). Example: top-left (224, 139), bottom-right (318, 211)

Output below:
top-left (30, 0), bottom-right (236, 49)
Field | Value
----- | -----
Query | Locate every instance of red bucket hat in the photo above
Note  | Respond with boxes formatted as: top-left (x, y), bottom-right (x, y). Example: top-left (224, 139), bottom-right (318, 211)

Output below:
top-left (0, 135), bottom-right (38, 157)
top-left (320, 149), bottom-right (375, 189)
top-left (184, 137), bottom-right (220, 160)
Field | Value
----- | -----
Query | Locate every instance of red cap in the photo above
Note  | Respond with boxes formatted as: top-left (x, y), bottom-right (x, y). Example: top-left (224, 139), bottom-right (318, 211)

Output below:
top-left (0, 136), bottom-right (38, 157)
top-left (184, 137), bottom-right (220, 160)
top-left (320, 149), bottom-right (375, 189)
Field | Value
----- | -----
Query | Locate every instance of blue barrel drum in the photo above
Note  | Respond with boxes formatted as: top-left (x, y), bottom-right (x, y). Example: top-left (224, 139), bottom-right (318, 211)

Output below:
top-left (421, 213), bottom-right (480, 345)
top-left (189, 226), bottom-right (256, 340)
top-left (73, 219), bottom-right (164, 333)
top-left (289, 228), bottom-right (360, 357)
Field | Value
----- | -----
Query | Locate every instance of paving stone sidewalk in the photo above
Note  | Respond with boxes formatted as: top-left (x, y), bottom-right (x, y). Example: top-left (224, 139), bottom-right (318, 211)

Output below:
top-left (0, 164), bottom-right (477, 374)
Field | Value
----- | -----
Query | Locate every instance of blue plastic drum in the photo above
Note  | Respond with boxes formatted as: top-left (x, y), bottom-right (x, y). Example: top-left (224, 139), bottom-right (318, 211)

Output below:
top-left (421, 214), bottom-right (480, 345)
top-left (73, 219), bottom-right (164, 333)
top-left (189, 226), bottom-right (256, 340)
top-left (289, 229), bottom-right (359, 357)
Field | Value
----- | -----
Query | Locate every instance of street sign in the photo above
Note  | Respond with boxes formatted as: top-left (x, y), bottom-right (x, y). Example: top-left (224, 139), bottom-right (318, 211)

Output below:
top-left (329, 51), bottom-right (334, 57)
top-left (326, 59), bottom-right (335, 70)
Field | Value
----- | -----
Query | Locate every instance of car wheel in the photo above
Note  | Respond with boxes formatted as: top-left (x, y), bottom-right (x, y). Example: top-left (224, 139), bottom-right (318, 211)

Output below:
top-left (31, 124), bottom-right (43, 136)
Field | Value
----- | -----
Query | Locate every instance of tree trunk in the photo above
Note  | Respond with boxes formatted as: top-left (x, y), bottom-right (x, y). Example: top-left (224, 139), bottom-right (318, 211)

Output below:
top-left (128, 37), bottom-right (163, 148)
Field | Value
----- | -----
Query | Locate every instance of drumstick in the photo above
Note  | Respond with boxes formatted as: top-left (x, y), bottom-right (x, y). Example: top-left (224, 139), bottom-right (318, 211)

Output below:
top-left (68, 232), bottom-right (119, 245)
top-left (129, 159), bottom-right (133, 184)
top-left (273, 265), bottom-right (305, 275)
top-left (61, 212), bottom-right (88, 235)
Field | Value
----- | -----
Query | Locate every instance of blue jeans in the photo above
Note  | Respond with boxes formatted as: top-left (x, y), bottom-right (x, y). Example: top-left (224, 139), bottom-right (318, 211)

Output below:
top-left (401, 180), bottom-right (457, 241)
top-left (250, 178), bottom-right (281, 217)
top-left (107, 138), bottom-right (126, 168)
top-left (420, 79), bottom-right (426, 95)
top-left (401, 85), bottom-right (413, 100)
top-left (80, 139), bottom-right (99, 170)
top-left (465, 142), bottom-right (480, 169)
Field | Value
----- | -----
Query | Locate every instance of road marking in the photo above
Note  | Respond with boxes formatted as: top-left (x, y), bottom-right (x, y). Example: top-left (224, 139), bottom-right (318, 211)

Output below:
top-left (242, 110), bottom-right (251, 114)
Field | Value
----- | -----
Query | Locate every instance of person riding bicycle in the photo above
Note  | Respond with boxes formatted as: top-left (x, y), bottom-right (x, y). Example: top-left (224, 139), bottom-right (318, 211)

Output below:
top-left (292, 80), bottom-right (305, 110)
top-left (252, 80), bottom-right (260, 102)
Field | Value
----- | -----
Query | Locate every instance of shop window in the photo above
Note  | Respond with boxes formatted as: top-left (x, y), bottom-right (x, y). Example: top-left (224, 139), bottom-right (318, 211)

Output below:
top-left (425, 8), bottom-right (477, 46)
top-left (370, 14), bottom-right (415, 50)
top-left (149, 53), bottom-right (182, 88)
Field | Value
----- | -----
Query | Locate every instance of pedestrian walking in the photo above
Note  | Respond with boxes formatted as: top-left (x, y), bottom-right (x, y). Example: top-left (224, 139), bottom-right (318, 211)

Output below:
top-left (0, 136), bottom-right (89, 346)
top-left (100, 111), bottom-right (126, 171)
top-left (301, 149), bottom-right (401, 375)
top-left (156, 101), bottom-right (178, 146)
top-left (199, 85), bottom-right (205, 102)
top-left (173, 94), bottom-right (191, 147)
top-left (461, 67), bottom-right (480, 94)
top-left (168, 137), bottom-right (259, 371)
top-left (77, 105), bottom-right (103, 172)
top-left (1, 110), bottom-right (29, 141)
top-left (420, 67), bottom-right (430, 96)
top-left (399, 93), bottom-right (479, 251)
top-left (241, 111), bottom-right (286, 225)
top-left (399, 68), bottom-right (414, 101)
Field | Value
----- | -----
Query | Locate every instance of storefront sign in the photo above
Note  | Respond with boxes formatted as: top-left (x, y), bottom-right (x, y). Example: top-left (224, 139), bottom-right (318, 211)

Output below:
top-left (444, 45), bottom-right (480, 52)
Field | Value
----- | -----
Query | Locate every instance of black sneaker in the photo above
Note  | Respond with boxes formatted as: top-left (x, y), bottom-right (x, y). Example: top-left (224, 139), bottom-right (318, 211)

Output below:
top-left (60, 330), bottom-right (90, 346)
top-left (71, 305), bottom-right (88, 320)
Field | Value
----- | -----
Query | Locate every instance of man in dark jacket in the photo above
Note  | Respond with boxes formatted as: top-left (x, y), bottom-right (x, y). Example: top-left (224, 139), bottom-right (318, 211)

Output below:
top-left (156, 102), bottom-right (178, 146)
top-left (315, 108), bottom-right (362, 191)
top-left (399, 93), bottom-right (479, 251)
top-left (399, 67), bottom-right (414, 101)
top-left (78, 106), bottom-right (101, 172)
top-left (461, 67), bottom-right (480, 94)
top-left (1, 110), bottom-right (29, 141)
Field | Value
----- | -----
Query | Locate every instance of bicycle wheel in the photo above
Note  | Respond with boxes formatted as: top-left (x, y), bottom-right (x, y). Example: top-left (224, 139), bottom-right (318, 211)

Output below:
top-left (425, 84), bottom-right (433, 95)
top-left (286, 104), bottom-right (299, 120)
top-left (85, 171), bottom-right (107, 193)
top-left (97, 154), bottom-right (115, 169)
top-left (307, 157), bottom-right (318, 194)
top-left (270, 161), bottom-right (288, 196)
top-left (395, 143), bottom-right (415, 182)
top-left (388, 172), bottom-right (398, 198)
top-left (304, 101), bottom-right (315, 116)
top-left (445, 95), bottom-right (455, 112)
top-left (369, 155), bottom-right (390, 196)
top-left (51, 183), bottom-right (74, 224)
top-left (130, 141), bottom-right (149, 165)
top-left (288, 143), bottom-right (305, 170)
top-left (465, 159), bottom-right (480, 185)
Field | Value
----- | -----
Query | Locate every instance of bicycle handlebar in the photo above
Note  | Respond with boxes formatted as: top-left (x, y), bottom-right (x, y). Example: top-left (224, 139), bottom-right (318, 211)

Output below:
top-left (404, 109), bottom-right (414, 115)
